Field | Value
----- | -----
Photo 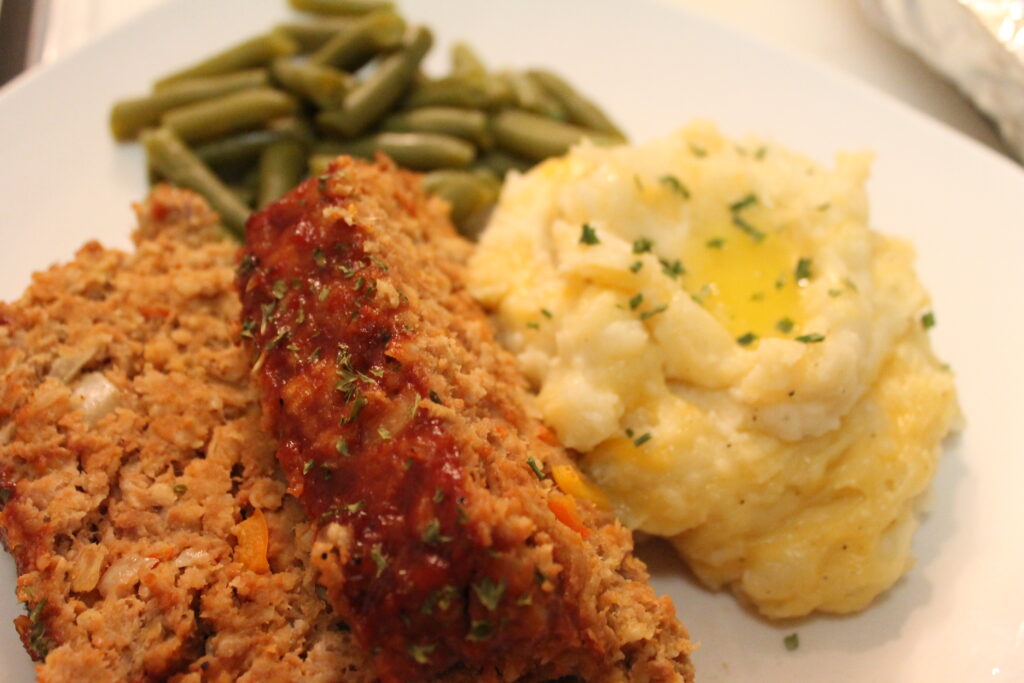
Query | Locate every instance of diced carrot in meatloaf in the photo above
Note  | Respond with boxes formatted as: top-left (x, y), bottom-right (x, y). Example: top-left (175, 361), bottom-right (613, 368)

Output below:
top-left (239, 155), bottom-right (695, 682)
top-left (0, 186), bottom-right (373, 682)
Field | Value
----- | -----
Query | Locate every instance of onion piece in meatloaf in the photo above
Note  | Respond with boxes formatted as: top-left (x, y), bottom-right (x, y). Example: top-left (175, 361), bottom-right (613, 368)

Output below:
top-left (0, 186), bottom-right (373, 682)
top-left (238, 155), bottom-right (696, 682)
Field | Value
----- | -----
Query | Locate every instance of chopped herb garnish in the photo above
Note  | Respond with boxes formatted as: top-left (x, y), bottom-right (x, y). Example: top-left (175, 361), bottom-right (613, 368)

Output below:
top-left (689, 143), bottom-right (707, 157)
top-left (794, 258), bottom-right (813, 283)
top-left (732, 215), bottom-right (765, 242)
top-left (371, 544), bottom-right (388, 577)
top-left (736, 332), bottom-right (757, 346)
top-left (516, 593), bottom-right (533, 606)
top-left (828, 288), bottom-right (842, 297)
top-left (784, 633), bottom-right (800, 651)
top-left (318, 286), bottom-right (331, 301)
top-left (625, 427), bottom-right (635, 438)
top-left (629, 260), bottom-right (643, 273)
top-left (540, 308), bottom-right (553, 319)
top-left (456, 505), bottom-right (468, 525)
top-left (353, 277), bottom-right (364, 292)
top-left (370, 255), bottom-right (389, 272)
top-left (407, 643), bottom-right (435, 664)
top-left (240, 318), bottom-right (257, 339)
top-left (267, 326), bottom-right (290, 349)
top-left (421, 518), bottom-right (450, 545)
top-left (750, 291), bottom-right (765, 301)
top-left (432, 487), bottom-right (444, 504)
top-left (429, 390), bottom-right (442, 405)
top-left (921, 311), bottom-right (936, 330)
top-left (473, 577), bottom-right (507, 611)
top-left (0, 488), bottom-right (12, 503)
top-left (409, 393), bottom-right (422, 420)
top-left (817, 202), bottom-right (831, 211)
top-left (421, 585), bottom-right (457, 614)
top-left (467, 620), bottom-right (493, 642)
top-left (640, 304), bottom-right (668, 321)
top-left (755, 146), bottom-right (767, 160)
top-left (729, 193), bottom-right (758, 212)
top-left (173, 484), bottom-right (187, 495)
top-left (336, 438), bottom-right (350, 455)
top-left (237, 254), bottom-right (256, 276)
top-left (271, 279), bottom-right (288, 300)
top-left (659, 175), bottom-right (690, 198)
top-left (345, 500), bottom-right (365, 514)
top-left (629, 293), bottom-right (644, 310)
top-left (320, 463), bottom-right (333, 480)
top-left (633, 237), bottom-right (654, 253)
top-left (843, 276), bottom-right (859, 292)
top-left (706, 237), bottom-right (725, 249)
top-left (303, 459), bottom-right (315, 475)
top-left (313, 248), bottom-right (326, 268)
top-left (633, 432), bottom-right (652, 447)
top-left (377, 427), bottom-right (392, 440)
top-left (526, 457), bottom-right (546, 480)
top-left (526, 321), bottom-right (540, 329)
top-left (259, 301), bottom-right (276, 335)
top-left (796, 333), bottom-right (825, 344)
top-left (776, 318), bottom-right (794, 334)
top-left (661, 259), bottom-right (685, 278)
top-left (579, 223), bottom-right (600, 245)
top-left (344, 395), bottom-right (367, 423)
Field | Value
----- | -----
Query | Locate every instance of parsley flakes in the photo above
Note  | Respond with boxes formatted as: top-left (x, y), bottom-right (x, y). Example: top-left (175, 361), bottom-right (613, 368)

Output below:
top-left (579, 223), bottom-right (600, 245)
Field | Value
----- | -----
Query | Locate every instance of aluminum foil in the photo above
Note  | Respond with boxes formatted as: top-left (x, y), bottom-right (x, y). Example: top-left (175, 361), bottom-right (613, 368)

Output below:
top-left (861, 0), bottom-right (1024, 161)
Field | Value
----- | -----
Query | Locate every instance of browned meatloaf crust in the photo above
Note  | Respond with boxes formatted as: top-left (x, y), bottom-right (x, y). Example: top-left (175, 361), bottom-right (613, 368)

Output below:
top-left (0, 186), bottom-right (373, 682)
top-left (238, 155), bottom-right (695, 682)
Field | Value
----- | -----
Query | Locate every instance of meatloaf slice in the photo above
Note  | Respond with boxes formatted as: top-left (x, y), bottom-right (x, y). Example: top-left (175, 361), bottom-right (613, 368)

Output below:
top-left (0, 186), bottom-right (373, 682)
top-left (238, 155), bottom-right (695, 682)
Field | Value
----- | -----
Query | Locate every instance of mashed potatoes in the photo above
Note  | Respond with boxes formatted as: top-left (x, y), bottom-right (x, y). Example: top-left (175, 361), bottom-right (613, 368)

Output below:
top-left (468, 121), bottom-right (960, 618)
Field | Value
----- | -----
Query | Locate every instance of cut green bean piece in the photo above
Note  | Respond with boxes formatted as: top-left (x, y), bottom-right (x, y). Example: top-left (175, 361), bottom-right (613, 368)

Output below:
top-left (141, 127), bottom-right (251, 237)
top-left (380, 106), bottom-right (488, 145)
top-left (274, 20), bottom-right (355, 51)
top-left (111, 69), bottom-right (269, 140)
top-left (154, 32), bottom-right (298, 89)
top-left (527, 69), bottom-right (625, 139)
top-left (450, 42), bottom-right (487, 79)
top-left (502, 70), bottom-right (566, 120)
top-left (289, 0), bottom-right (393, 15)
top-left (403, 73), bottom-right (511, 110)
top-left (162, 88), bottom-right (299, 144)
top-left (491, 109), bottom-right (617, 161)
top-left (472, 149), bottom-right (532, 179)
top-left (309, 10), bottom-right (405, 70)
top-left (271, 58), bottom-right (352, 109)
top-left (314, 131), bottom-right (474, 170)
top-left (316, 25), bottom-right (433, 138)
top-left (422, 170), bottom-right (498, 238)
top-left (195, 118), bottom-right (312, 170)
top-left (258, 139), bottom-right (307, 208)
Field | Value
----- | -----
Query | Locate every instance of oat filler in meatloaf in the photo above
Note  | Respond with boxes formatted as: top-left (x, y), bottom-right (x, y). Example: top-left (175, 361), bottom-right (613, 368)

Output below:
top-left (0, 186), bottom-right (374, 682)
top-left (238, 155), bottom-right (695, 682)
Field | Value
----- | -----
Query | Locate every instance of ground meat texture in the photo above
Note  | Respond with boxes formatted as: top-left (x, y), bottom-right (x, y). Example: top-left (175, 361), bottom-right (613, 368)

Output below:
top-left (239, 156), bottom-right (695, 682)
top-left (0, 186), bottom-right (374, 682)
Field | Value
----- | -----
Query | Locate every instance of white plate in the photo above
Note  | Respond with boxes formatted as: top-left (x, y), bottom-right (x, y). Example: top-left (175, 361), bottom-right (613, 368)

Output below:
top-left (1, 1), bottom-right (1023, 681)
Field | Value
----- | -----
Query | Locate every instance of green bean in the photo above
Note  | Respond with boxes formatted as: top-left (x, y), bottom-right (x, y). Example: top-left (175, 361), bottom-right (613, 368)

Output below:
top-left (491, 109), bottom-right (617, 161)
top-left (309, 10), bottom-right (405, 70)
top-left (258, 139), bottom-right (307, 208)
top-left (421, 170), bottom-right (498, 238)
top-left (403, 74), bottom-right (511, 110)
top-left (274, 20), bottom-right (355, 52)
top-left (195, 118), bottom-right (312, 170)
top-left (526, 69), bottom-right (625, 139)
top-left (380, 106), bottom-right (488, 146)
top-left (314, 131), bottom-right (475, 170)
top-left (290, 0), bottom-right (393, 15)
top-left (271, 58), bottom-right (352, 109)
top-left (316, 26), bottom-right (432, 138)
top-left (110, 69), bottom-right (269, 141)
top-left (162, 88), bottom-right (299, 144)
top-left (141, 127), bottom-right (251, 237)
top-left (450, 42), bottom-right (486, 80)
top-left (154, 32), bottom-right (298, 89)
top-left (501, 70), bottom-right (566, 120)
top-left (472, 149), bottom-right (532, 179)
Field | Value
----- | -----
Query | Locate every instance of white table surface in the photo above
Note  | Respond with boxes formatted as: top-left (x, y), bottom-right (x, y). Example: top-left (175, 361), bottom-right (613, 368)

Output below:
top-left (12, 0), bottom-right (1011, 158)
